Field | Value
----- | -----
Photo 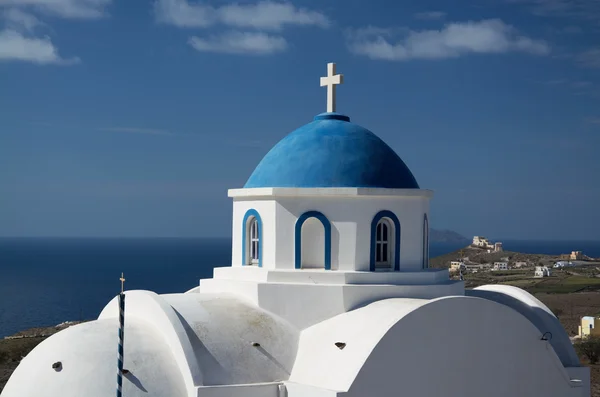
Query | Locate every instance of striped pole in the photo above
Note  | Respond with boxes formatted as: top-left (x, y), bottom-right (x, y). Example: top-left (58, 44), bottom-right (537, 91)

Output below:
top-left (117, 273), bottom-right (126, 397)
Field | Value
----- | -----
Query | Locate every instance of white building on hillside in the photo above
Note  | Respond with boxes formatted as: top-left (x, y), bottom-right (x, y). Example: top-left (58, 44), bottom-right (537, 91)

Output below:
top-left (0, 63), bottom-right (589, 397)
top-left (555, 261), bottom-right (573, 268)
top-left (493, 261), bottom-right (509, 271)
top-left (473, 236), bottom-right (490, 247)
top-left (472, 236), bottom-right (503, 252)
top-left (450, 261), bottom-right (466, 272)
top-left (535, 266), bottom-right (551, 278)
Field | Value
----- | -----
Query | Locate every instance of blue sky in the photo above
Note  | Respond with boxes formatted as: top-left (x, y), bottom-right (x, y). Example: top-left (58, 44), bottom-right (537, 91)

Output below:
top-left (1, 0), bottom-right (599, 240)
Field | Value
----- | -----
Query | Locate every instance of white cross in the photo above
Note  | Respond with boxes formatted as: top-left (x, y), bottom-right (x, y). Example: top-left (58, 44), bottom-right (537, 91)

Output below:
top-left (320, 62), bottom-right (344, 113)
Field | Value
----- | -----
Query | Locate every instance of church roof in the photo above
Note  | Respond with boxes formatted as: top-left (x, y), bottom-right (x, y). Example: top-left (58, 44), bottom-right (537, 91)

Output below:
top-left (1, 317), bottom-right (188, 397)
top-left (244, 112), bottom-right (420, 189)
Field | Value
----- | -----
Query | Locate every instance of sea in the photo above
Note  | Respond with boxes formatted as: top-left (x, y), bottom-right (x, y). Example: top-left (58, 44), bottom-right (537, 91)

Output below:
top-left (1, 237), bottom-right (600, 338)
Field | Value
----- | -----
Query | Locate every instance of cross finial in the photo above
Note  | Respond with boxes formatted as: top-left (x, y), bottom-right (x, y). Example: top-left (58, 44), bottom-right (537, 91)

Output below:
top-left (320, 62), bottom-right (344, 113)
top-left (120, 272), bottom-right (125, 294)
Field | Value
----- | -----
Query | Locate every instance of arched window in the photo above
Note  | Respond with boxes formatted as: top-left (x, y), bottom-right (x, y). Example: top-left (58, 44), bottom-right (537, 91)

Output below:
top-left (370, 210), bottom-right (401, 271)
top-left (248, 217), bottom-right (259, 265)
top-left (375, 219), bottom-right (392, 269)
top-left (423, 214), bottom-right (429, 269)
top-left (242, 209), bottom-right (262, 267)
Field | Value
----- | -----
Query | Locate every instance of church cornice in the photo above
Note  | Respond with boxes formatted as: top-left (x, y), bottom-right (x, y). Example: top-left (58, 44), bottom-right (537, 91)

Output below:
top-left (228, 187), bottom-right (434, 199)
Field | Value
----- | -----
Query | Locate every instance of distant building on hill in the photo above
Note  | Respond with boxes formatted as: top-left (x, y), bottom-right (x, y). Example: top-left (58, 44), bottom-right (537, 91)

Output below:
top-left (464, 264), bottom-right (485, 273)
top-left (514, 261), bottom-right (528, 268)
top-left (492, 262), bottom-right (509, 271)
top-left (472, 236), bottom-right (490, 247)
top-left (570, 251), bottom-right (584, 260)
top-left (472, 236), bottom-right (503, 252)
top-left (449, 261), bottom-right (466, 272)
top-left (559, 251), bottom-right (585, 261)
top-left (534, 266), bottom-right (551, 278)
top-left (554, 261), bottom-right (573, 269)
top-left (579, 316), bottom-right (600, 338)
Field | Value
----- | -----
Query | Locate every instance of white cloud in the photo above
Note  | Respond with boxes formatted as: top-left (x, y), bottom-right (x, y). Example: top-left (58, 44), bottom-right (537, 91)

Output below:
top-left (347, 25), bottom-right (404, 39)
top-left (0, 2), bottom-right (101, 65)
top-left (0, 29), bottom-right (79, 64)
top-left (414, 11), bottom-right (446, 20)
top-left (154, 0), bottom-right (329, 30)
top-left (154, 0), bottom-right (213, 27)
top-left (577, 48), bottom-right (600, 68)
top-left (3, 8), bottom-right (43, 32)
top-left (188, 31), bottom-right (287, 55)
top-left (0, 0), bottom-right (111, 19)
top-left (218, 1), bottom-right (329, 30)
top-left (348, 19), bottom-right (550, 61)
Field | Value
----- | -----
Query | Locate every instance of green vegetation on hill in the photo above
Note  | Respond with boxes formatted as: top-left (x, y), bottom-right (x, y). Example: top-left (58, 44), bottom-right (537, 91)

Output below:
top-left (464, 270), bottom-right (600, 294)
top-left (430, 245), bottom-right (600, 294)
top-left (429, 245), bottom-right (558, 269)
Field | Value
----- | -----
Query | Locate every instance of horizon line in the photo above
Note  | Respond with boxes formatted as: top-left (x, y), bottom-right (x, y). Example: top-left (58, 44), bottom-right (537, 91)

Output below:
top-left (0, 236), bottom-right (599, 243)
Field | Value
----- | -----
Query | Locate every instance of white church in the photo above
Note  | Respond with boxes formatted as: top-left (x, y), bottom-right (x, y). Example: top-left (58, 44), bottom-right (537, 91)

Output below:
top-left (1, 63), bottom-right (590, 397)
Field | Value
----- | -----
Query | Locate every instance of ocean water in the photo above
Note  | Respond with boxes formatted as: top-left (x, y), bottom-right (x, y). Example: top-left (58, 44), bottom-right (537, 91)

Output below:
top-left (0, 238), bottom-right (599, 338)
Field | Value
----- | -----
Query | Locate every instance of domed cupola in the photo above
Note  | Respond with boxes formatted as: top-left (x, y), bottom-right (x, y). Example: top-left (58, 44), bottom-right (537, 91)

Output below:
top-left (244, 112), bottom-right (419, 189)
top-left (229, 62), bottom-right (433, 275)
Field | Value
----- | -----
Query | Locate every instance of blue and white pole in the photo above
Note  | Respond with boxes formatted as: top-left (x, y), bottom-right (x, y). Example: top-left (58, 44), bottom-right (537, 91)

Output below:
top-left (117, 273), bottom-right (126, 397)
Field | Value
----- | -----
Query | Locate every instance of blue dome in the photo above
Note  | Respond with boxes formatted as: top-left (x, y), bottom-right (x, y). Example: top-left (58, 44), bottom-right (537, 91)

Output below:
top-left (244, 113), bottom-right (420, 189)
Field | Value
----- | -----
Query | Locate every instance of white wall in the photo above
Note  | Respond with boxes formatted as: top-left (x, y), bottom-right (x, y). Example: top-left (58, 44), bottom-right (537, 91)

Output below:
top-left (289, 296), bottom-right (588, 397)
top-left (467, 284), bottom-right (580, 367)
top-left (232, 192), bottom-right (430, 272)
top-left (277, 195), bottom-right (430, 271)
top-left (194, 383), bottom-right (282, 397)
top-left (161, 293), bottom-right (299, 386)
top-left (201, 276), bottom-right (464, 329)
top-left (284, 382), bottom-right (339, 397)
top-left (345, 296), bottom-right (587, 397)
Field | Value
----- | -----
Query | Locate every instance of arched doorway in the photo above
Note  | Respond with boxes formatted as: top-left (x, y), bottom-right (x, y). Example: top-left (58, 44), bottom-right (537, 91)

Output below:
top-left (301, 217), bottom-right (325, 269)
top-left (294, 211), bottom-right (331, 270)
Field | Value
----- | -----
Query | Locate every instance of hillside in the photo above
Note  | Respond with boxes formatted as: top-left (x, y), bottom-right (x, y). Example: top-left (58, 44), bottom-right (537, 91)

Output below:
top-left (430, 245), bottom-right (600, 295)
top-left (429, 245), bottom-right (558, 269)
